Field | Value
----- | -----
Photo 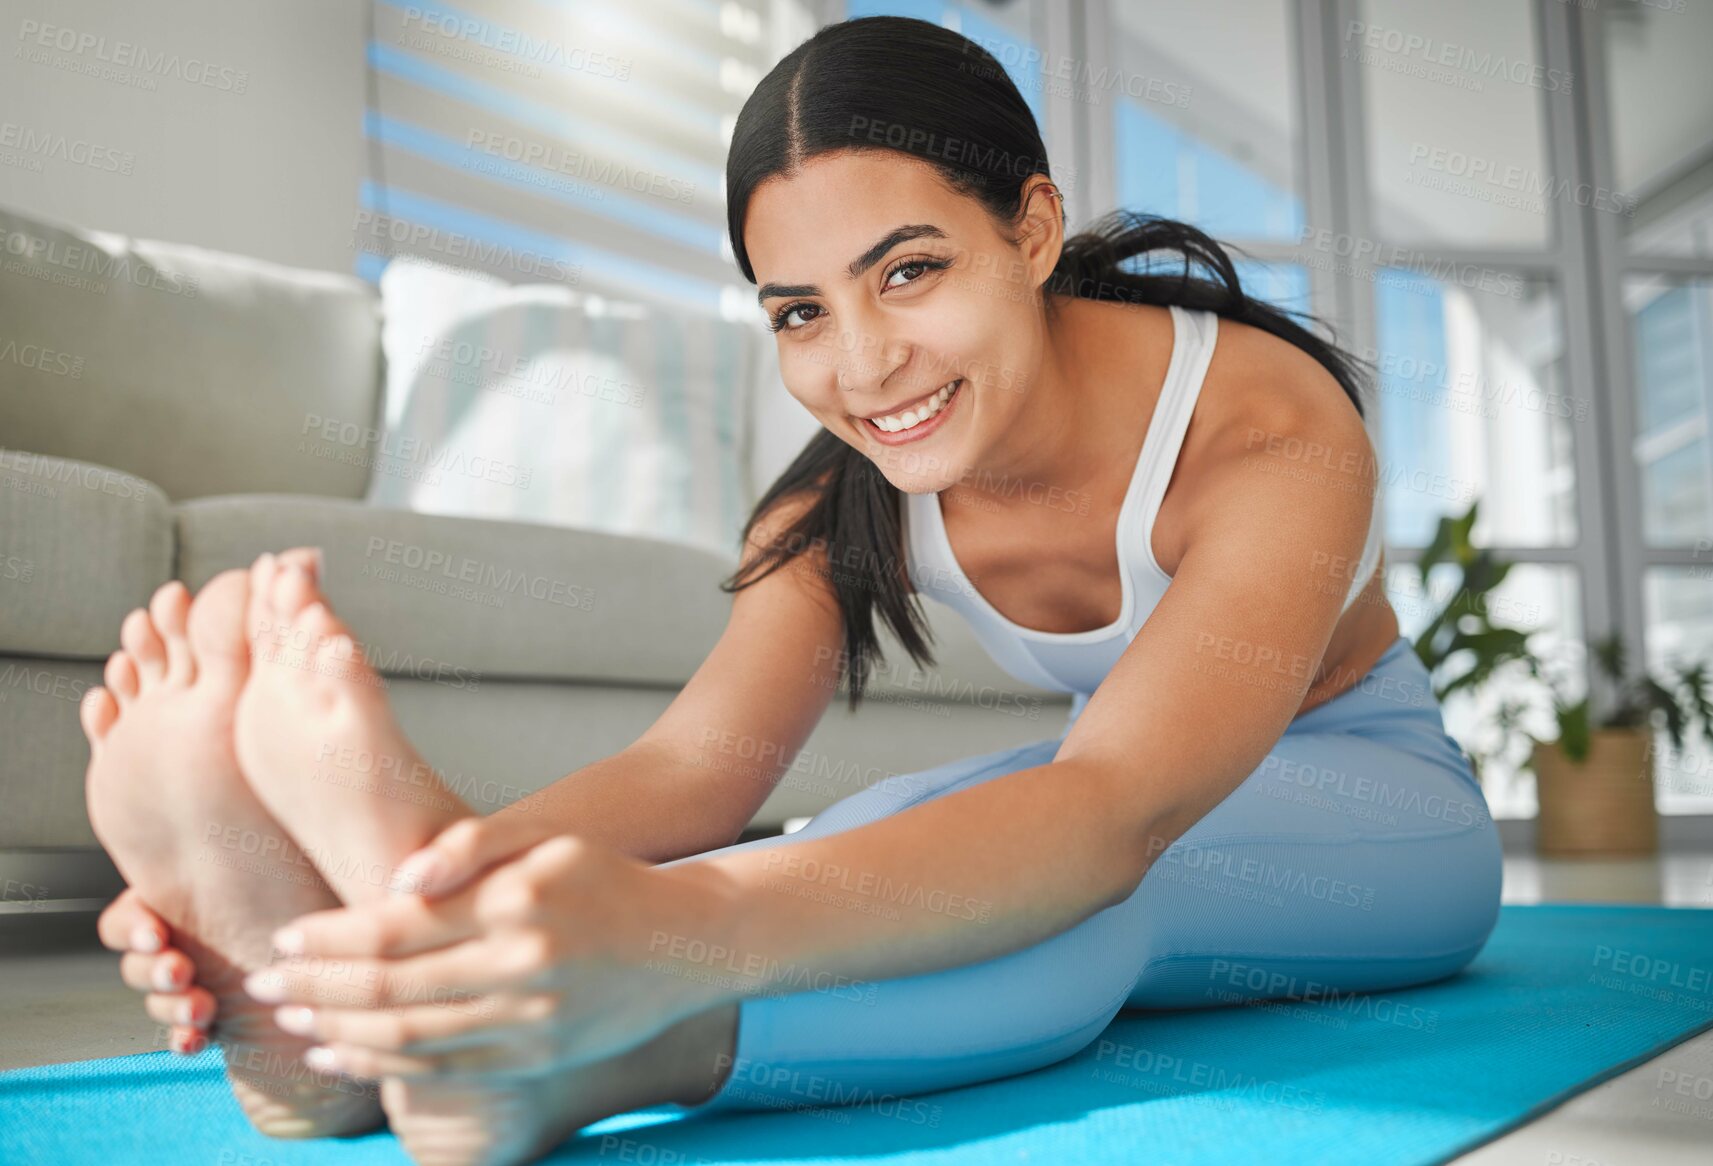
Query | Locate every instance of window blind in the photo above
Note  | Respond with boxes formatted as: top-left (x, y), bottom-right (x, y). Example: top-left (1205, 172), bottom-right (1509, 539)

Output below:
top-left (359, 0), bottom-right (792, 319)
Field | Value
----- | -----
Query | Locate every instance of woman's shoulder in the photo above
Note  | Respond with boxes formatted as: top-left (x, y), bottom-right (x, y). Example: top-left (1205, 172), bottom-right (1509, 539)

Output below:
top-left (1198, 314), bottom-right (1368, 448)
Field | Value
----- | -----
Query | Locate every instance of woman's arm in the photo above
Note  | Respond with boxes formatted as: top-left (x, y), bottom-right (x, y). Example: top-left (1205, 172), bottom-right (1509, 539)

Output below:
top-left (256, 397), bottom-right (1374, 1075)
top-left (688, 392), bottom-right (1378, 997)
top-left (681, 750), bottom-right (1155, 990)
top-left (398, 489), bottom-right (845, 890)
top-left (447, 740), bottom-right (779, 870)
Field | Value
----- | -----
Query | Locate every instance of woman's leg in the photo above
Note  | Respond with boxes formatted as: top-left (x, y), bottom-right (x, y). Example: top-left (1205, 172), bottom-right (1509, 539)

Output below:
top-left (657, 637), bottom-right (1502, 1117)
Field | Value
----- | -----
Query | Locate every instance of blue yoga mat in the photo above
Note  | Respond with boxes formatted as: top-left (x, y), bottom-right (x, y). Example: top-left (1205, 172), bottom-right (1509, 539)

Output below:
top-left (3, 904), bottom-right (1711, 1166)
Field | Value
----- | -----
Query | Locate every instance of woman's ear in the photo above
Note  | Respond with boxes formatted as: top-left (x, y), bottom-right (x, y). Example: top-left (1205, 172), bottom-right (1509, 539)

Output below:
top-left (1015, 176), bottom-right (1065, 296)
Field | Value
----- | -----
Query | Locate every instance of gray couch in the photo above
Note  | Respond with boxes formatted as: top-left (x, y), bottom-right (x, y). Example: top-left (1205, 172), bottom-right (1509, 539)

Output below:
top-left (0, 206), bottom-right (1071, 912)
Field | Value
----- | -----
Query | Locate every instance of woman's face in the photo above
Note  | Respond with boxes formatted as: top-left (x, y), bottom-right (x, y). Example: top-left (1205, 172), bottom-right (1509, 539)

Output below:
top-left (743, 149), bottom-right (1063, 493)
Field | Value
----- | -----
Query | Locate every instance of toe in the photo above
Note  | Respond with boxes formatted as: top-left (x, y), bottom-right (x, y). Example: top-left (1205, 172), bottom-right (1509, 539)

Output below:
top-left (247, 552), bottom-right (280, 654)
top-left (269, 561), bottom-right (323, 621)
top-left (119, 608), bottom-right (167, 685)
top-left (275, 547), bottom-right (324, 585)
top-left (104, 652), bottom-right (140, 705)
top-left (187, 569), bottom-right (253, 682)
top-left (149, 582), bottom-right (195, 684)
top-left (297, 600), bottom-right (347, 646)
top-left (80, 686), bottom-right (119, 744)
top-left (312, 623), bottom-right (366, 684)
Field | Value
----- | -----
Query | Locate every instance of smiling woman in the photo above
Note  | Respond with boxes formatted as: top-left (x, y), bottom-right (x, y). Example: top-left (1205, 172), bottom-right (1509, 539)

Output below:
top-left (722, 16), bottom-right (1377, 710)
top-left (81, 13), bottom-right (1500, 1166)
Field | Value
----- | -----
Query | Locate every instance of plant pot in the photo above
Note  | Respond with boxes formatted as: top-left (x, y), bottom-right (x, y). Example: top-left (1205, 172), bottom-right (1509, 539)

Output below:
top-left (1532, 728), bottom-right (1658, 858)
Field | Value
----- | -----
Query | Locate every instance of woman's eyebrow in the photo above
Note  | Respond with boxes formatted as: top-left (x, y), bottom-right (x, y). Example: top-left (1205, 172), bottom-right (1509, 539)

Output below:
top-left (756, 223), bottom-right (948, 303)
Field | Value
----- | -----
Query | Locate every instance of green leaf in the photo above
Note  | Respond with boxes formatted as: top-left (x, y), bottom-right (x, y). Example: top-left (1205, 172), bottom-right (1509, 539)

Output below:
top-left (1641, 675), bottom-right (1687, 752)
top-left (1557, 698), bottom-right (1591, 761)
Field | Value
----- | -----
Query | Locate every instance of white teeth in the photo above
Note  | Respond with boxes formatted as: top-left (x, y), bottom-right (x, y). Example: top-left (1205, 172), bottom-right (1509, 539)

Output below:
top-left (873, 380), bottom-right (958, 433)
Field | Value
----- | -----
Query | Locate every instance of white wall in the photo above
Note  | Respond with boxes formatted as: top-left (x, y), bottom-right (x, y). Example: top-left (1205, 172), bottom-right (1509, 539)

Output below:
top-left (0, 0), bottom-right (366, 275)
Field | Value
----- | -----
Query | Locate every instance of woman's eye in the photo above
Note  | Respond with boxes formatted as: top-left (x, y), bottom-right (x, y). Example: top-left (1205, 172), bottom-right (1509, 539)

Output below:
top-left (886, 261), bottom-right (930, 288)
top-left (772, 303), bottom-right (821, 332)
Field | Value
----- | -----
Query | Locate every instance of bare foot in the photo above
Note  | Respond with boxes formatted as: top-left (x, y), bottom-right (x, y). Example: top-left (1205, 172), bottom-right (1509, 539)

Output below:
top-left (375, 1002), bottom-right (739, 1166)
top-left (231, 552), bottom-right (737, 1165)
top-left (82, 573), bottom-right (384, 1138)
top-left (234, 550), bottom-right (469, 904)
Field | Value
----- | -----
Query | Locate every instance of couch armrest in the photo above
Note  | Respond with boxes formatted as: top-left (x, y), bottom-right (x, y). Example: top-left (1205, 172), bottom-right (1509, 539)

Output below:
top-left (0, 452), bottom-right (173, 658)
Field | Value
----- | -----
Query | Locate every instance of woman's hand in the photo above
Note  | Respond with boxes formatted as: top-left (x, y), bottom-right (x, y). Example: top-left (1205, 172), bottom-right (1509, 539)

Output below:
top-left (389, 811), bottom-right (556, 900)
top-left (97, 889), bottom-right (218, 1054)
top-left (244, 835), bottom-right (744, 1081)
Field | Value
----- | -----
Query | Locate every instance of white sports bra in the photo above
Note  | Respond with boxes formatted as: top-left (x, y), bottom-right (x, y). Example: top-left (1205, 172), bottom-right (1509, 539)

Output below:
top-left (903, 303), bottom-right (1385, 697)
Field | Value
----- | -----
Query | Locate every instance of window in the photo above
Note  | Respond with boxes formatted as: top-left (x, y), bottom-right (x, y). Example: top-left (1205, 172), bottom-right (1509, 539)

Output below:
top-left (1111, 0), bottom-right (1302, 243)
top-left (1355, 0), bottom-right (1556, 249)
top-left (1107, 0), bottom-right (1310, 314)
top-left (361, 0), bottom-right (801, 319)
top-left (817, 0), bottom-right (1709, 821)
top-left (1604, 2), bottom-right (1713, 814)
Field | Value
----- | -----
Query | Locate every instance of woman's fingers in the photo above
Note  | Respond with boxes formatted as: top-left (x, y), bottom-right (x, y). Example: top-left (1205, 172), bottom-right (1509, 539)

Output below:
top-left (303, 1025), bottom-right (566, 1082)
top-left (169, 1026), bottom-right (209, 1055)
top-left (246, 938), bottom-right (526, 1009)
top-left (393, 813), bottom-right (545, 900)
top-left (103, 892), bottom-right (213, 1055)
top-left (119, 949), bottom-right (196, 994)
top-left (273, 992), bottom-right (540, 1054)
top-left (274, 888), bottom-right (481, 961)
top-left (144, 986), bottom-right (217, 1030)
top-left (97, 889), bottom-right (166, 954)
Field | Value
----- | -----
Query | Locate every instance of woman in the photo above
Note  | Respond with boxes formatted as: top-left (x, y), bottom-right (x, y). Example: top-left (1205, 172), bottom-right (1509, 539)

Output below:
top-left (90, 14), bottom-right (1501, 1166)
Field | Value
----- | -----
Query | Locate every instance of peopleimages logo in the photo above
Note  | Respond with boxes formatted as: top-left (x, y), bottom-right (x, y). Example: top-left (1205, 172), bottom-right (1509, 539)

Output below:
top-left (399, 8), bottom-right (632, 80)
top-left (15, 20), bottom-right (250, 93)
top-left (1342, 20), bottom-right (1573, 93)
top-left (0, 123), bottom-right (135, 174)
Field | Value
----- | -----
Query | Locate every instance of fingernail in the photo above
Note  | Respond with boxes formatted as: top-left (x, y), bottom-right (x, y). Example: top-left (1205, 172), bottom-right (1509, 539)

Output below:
top-left (244, 971), bottom-right (286, 1003)
top-left (170, 1028), bottom-right (203, 1055)
top-left (272, 927), bottom-right (304, 955)
top-left (153, 962), bottom-right (180, 992)
top-left (130, 924), bottom-right (161, 954)
top-left (174, 999), bottom-right (196, 1026)
top-left (304, 1046), bottom-right (339, 1072)
top-left (390, 851), bottom-right (443, 896)
top-left (275, 1006), bottom-right (315, 1037)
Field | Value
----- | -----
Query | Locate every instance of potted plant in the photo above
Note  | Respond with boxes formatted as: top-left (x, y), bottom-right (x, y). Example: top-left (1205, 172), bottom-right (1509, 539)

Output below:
top-left (1513, 633), bottom-right (1713, 857)
top-left (1407, 501), bottom-right (1537, 720)
top-left (1404, 499), bottom-right (1713, 856)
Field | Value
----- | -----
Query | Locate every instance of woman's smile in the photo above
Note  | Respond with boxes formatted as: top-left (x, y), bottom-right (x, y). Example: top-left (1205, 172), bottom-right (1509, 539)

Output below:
top-left (857, 377), bottom-right (965, 445)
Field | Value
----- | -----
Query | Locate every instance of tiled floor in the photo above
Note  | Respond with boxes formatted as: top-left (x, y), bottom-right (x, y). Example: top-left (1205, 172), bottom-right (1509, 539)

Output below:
top-left (2, 850), bottom-right (1710, 1163)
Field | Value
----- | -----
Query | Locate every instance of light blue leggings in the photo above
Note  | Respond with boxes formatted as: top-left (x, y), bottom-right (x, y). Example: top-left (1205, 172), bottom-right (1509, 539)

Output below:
top-left (657, 634), bottom-right (1503, 1116)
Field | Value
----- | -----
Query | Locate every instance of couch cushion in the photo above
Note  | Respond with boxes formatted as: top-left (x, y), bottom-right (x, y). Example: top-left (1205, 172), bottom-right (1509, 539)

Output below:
top-left (177, 492), bottom-right (1071, 705)
top-left (0, 454), bottom-right (173, 658)
top-left (370, 256), bottom-right (756, 560)
top-left (0, 657), bottom-right (105, 848)
top-left (0, 205), bottom-right (381, 501)
top-left (176, 495), bottom-right (734, 685)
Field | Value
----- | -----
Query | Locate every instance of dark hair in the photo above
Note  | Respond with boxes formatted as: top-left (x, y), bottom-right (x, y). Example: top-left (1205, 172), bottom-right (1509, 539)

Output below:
top-left (719, 15), bottom-right (1374, 711)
